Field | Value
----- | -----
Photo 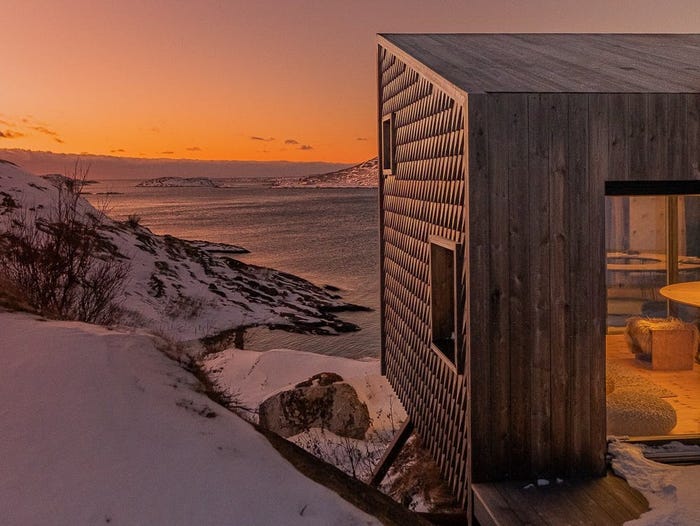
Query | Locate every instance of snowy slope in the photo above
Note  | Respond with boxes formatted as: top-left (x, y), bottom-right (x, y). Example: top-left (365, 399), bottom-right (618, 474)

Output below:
top-left (0, 311), bottom-right (377, 525)
top-left (0, 160), bottom-right (359, 340)
top-left (274, 158), bottom-right (378, 188)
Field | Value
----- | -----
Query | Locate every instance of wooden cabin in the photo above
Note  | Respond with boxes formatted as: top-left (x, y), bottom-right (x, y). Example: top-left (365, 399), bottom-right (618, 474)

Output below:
top-left (377, 33), bottom-right (700, 518)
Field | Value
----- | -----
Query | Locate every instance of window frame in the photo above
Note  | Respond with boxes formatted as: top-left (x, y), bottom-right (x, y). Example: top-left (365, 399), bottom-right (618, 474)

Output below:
top-left (381, 113), bottom-right (395, 176)
top-left (429, 235), bottom-right (463, 374)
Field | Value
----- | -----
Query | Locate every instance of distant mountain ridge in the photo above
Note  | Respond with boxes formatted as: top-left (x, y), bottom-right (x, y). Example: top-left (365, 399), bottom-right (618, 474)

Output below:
top-left (274, 158), bottom-right (378, 188)
top-left (0, 149), bottom-right (352, 181)
top-left (136, 176), bottom-right (220, 187)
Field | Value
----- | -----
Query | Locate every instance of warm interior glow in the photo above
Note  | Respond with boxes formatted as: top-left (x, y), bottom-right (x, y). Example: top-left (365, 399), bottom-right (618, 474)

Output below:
top-left (606, 194), bottom-right (700, 437)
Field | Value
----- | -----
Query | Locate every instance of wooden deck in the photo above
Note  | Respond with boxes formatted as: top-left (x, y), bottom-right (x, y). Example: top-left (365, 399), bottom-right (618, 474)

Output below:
top-left (473, 472), bottom-right (648, 526)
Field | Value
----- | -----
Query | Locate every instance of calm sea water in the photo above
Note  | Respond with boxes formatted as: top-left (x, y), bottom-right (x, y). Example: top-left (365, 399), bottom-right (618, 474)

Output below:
top-left (85, 179), bottom-right (380, 358)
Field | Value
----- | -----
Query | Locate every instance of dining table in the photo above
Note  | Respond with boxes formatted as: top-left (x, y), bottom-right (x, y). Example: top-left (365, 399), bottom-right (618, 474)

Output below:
top-left (659, 281), bottom-right (700, 308)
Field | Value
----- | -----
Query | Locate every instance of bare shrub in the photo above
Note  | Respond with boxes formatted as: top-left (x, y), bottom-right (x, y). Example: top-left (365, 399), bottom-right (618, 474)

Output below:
top-left (0, 162), bottom-right (130, 324)
top-left (125, 214), bottom-right (142, 229)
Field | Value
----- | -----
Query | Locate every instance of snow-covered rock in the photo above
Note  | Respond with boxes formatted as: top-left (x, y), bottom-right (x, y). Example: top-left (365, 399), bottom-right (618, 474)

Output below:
top-left (259, 380), bottom-right (370, 439)
top-left (136, 176), bottom-right (221, 187)
top-left (0, 311), bottom-right (378, 526)
top-left (203, 348), bottom-right (407, 479)
top-left (0, 160), bottom-right (359, 340)
top-left (202, 348), bottom-right (403, 434)
top-left (274, 158), bottom-right (378, 188)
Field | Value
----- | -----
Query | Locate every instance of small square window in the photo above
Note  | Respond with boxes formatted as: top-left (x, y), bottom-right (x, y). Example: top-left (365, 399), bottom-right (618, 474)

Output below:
top-left (381, 114), bottom-right (394, 176)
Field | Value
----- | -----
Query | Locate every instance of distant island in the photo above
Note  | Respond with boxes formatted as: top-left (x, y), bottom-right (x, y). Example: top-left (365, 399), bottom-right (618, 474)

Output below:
top-left (273, 158), bottom-right (378, 188)
top-left (136, 176), bottom-right (221, 187)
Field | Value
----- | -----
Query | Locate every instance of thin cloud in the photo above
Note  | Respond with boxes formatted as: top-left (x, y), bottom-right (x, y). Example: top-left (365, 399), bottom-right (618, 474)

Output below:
top-left (186, 146), bottom-right (202, 151)
top-left (298, 144), bottom-right (313, 151)
top-left (284, 139), bottom-right (299, 145)
top-left (0, 129), bottom-right (24, 139)
top-left (251, 136), bottom-right (275, 142)
top-left (32, 125), bottom-right (59, 136)
top-left (356, 137), bottom-right (368, 141)
top-left (29, 125), bottom-right (64, 144)
top-left (110, 148), bottom-right (126, 153)
top-left (160, 150), bottom-right (175, 155)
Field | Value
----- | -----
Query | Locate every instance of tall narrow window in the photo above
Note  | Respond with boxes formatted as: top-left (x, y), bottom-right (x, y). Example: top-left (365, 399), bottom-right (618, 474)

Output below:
top-left (381, 114), bottom-right (394, 176)
top-left (430, 237), bottom-right (459, 368)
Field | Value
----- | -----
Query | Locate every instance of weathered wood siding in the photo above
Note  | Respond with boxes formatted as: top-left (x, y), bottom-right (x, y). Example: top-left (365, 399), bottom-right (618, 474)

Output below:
top-left (468, 92), bottom-right (700, 482)
top-left (379, 33), bottom-right (700, 515)
top-left (378, 46), bottom-right (470, 506)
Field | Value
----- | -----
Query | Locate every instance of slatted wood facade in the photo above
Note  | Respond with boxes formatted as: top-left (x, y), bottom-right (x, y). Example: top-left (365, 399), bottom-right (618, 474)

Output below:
top-left (378, 34), bottom-right (700, 516)
top-left (378, 44), bottom-right (470, 506)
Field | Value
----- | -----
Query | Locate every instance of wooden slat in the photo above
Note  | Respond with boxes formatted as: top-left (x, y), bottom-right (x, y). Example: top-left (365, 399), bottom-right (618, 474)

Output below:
top-left (472, 483), bottom-right (525, 526)
top-left (587, 93), bottom-right (609, 475)
top-left (369, 419), bottom-right (414, 487)
top-left (608, 93), bottom-right (628, 180)
top-left (563, 481), bottom-right (621, 525)
top-left (473, 474), bottom-right (648, 526)
top-left (527, 93), bottom-right (553, 475)
top-left (485, 93), bottom-right (513, 480)
top-left (548, 92), bottom-right (570, 474)
top-left (688, 94), bottom-right (700, 179)
top-left (501, 481), bottom-right (592, 526)
top-left (568, 94), bottom-right (592, 473)
top-left (506, 93), bottom-right (532, 479)
top-left (467, 92), bottom-right (489, 490)
top-left (627, 94), bottom-right (647, 180)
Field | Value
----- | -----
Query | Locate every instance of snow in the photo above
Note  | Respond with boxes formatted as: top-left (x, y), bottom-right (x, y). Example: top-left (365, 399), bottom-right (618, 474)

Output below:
top-left (204, 348), bottom-right (407, 480)
top-left (274, 158), bottom-right (378, 188)
top-left (609, 440), bottom-right (700, 525)
top-left (204, 348), bottom-right (405, 433)
top-left (0, 311), bottom-right (378, 525)
top-left (0, 160), bottom-right (358, 341)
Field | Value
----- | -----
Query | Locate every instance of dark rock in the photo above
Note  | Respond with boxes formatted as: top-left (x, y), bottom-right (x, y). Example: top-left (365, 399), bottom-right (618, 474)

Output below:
top-left (259, 382), bottom-right (370, 439)
top-left (295, 372), bottom-right (344, 388)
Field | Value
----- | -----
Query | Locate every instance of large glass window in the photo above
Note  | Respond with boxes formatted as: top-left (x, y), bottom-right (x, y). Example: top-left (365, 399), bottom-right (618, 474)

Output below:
top-left (606, 192), bottom-right (700, 438)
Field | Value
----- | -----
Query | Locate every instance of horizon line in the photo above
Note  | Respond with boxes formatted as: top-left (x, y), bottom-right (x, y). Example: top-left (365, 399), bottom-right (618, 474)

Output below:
top-left (0, 148), bottom-right (372, 166)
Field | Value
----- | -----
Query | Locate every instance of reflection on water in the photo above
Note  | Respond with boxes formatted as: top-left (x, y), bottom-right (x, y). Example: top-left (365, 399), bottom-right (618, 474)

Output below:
top-left (86, 179), bottom-right (380, 358)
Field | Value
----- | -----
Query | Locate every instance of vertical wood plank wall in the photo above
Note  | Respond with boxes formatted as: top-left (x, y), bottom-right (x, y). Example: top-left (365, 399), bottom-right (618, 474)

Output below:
top-left (468, 92), bottom-right (700, 483)
top-left (378, 47), bottom-right (470, 506)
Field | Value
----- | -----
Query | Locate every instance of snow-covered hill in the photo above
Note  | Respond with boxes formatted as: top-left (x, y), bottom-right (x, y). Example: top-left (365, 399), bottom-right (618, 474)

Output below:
top-left (0, 159), bottom-right (361, 341)
top-left (0, 311), bottom-right (378, 525)
top-left (274, 158), bottom-right (378, 188)
top-left (137, 176), bottom-right (221, 187)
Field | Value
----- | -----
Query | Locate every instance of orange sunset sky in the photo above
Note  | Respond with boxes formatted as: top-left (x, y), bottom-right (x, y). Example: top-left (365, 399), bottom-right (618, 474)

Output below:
top-left (2, 0), bottom-right (700, 164)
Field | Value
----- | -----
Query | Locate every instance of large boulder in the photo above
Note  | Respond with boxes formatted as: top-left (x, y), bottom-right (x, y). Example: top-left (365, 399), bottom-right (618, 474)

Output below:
top-left (259, 374), bottom-right (370, 439)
